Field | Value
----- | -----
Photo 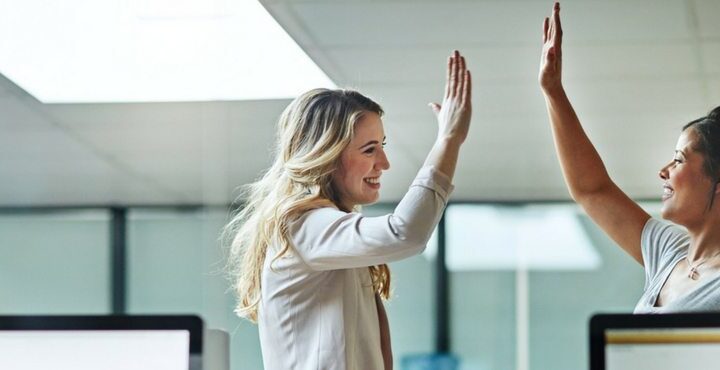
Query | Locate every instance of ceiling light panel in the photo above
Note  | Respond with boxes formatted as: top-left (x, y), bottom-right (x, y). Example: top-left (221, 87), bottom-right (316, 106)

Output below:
top-left (0, 0), bottom-right (334, 103)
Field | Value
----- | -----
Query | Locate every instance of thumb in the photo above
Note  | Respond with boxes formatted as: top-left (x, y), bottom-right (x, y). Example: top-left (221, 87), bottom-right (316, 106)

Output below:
top-left (428, 103), bottom-right (441, 116)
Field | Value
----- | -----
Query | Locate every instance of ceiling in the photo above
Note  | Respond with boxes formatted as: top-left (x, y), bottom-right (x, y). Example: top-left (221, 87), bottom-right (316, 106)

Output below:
top-left (0, 0), bottom-right (718, 206)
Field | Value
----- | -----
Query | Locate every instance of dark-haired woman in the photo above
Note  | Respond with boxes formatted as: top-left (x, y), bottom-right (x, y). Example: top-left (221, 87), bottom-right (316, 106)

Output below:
top-left (539, 2), bottom-right (720, 313)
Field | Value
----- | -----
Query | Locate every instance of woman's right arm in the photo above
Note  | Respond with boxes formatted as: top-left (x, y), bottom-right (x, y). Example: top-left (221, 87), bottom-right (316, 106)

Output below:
top-left (290, 51), bottom-right (471, 271)
top-left (540, 2), bottom-right (649, 264)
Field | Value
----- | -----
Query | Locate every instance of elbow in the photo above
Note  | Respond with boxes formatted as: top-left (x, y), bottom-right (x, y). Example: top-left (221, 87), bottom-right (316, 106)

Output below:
top-left (567, 187), bottom-right (583, 203)
top-left (388, 221), bottom-right (433, 255)
top-left (569, 180), bottom-right (615, 206)
top-left (384, 212), bottom-right (439, 258)
top-left (391, 232), bottom-right (429, 255)
top-left (404, 237), bottom-right (429, 256)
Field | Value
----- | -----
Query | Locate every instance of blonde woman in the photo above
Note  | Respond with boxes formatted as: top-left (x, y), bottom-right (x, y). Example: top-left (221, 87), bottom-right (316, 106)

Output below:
top-left (225, 50), bottom-right (471, 369)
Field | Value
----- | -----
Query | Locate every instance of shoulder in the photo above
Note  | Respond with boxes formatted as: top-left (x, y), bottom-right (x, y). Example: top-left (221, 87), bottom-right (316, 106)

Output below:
top-left (289, 206), bottom-right (357, 240)
top-left (292, 206), bottom-right (349, 227)
top-left (642, 218), bottom-right (689, 248)
top-left (641, 218), bottom-right (690, 267)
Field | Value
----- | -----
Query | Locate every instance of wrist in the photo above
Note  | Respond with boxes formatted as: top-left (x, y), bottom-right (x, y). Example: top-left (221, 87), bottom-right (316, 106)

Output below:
top-left (541, 84), bottom-right (565, 99)
top-left (435, 135), bottom-right (464, 148)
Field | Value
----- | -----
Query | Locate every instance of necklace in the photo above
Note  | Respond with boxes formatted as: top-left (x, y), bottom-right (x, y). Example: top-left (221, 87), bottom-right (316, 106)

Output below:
top-left (686, 251), bottom-right (720, 280)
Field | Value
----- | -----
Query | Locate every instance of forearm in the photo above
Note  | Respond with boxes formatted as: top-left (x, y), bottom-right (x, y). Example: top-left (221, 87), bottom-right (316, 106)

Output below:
top-left (423, 136), bottom-right (462, 180)
top-left (294, 166), bottom-right (452, 270)
top-left (543, 88), bottom-right (613, 200)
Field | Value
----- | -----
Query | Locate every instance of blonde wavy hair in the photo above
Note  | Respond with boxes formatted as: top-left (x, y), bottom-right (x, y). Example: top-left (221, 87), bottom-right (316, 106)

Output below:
top-left (223, 88), bottom-right (391, 322)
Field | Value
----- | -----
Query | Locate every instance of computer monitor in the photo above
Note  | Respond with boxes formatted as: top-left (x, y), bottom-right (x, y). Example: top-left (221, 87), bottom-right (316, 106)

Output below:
top-left (590, 313), bottom-right (720, 370)
top-left (0, 315), bottom-right (203, 370)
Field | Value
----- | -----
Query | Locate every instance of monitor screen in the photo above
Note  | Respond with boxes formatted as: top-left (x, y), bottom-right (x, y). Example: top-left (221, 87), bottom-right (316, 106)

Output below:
top-left (590, 313), bottom-right (720, 370)
top-left (0, 316), bottom-right (202, 370)
top-left (605, 327), bottom-right (720, 370)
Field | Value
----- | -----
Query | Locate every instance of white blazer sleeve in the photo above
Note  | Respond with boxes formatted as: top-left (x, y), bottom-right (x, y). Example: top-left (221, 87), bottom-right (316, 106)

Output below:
top-left (289, 166), bottom-right (454, 270)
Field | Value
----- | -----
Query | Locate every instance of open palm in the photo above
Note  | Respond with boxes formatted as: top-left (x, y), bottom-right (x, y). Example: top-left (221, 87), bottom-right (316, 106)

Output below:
top-left (539, 2), bottom-right (563, 93)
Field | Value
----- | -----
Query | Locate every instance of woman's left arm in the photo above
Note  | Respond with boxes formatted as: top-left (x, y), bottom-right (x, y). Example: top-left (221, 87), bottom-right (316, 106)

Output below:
top-left (376, 294), bottom-right (393, 370)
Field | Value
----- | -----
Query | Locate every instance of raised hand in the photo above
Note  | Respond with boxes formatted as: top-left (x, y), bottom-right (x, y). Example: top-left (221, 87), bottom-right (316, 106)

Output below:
top-left (430, 50), bottom-right (472, 145)
top-left (539, 2), bottom-right (563, 94)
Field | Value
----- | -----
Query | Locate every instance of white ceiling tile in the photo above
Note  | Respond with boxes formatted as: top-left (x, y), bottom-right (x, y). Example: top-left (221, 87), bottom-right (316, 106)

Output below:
top-left (695, 0), bottom-right (720, 38)
top-left (0, 128), bottom-right (196, 205)
top-left (710, 79), bottom-right (720, 103)
top-left (359, 81), bottom-right (548, 123)
top-left (289, 1), bottom-right (690, 49)
top-left (561, 1), bottom-right (691, 42)
top-left (0, 83), bottom-right (9, 97)
top-left (564, 43), bottom-right (699, 79)
top-left (46, 100), bottom-right (289, 205)
top-left (0, 130), bottom-right (96, 159)
top-left (327, 42), bottom-right (699, 104)
top-left (0, 0), bottom-right (714, 205)
top-left (565, 78), bottom-right (708, 116)
top-left (0, 167), bottom-right (181, 205)
top-left (327, 46), bottom-right (539, 86)
top-left (0, 96), bottom-right (54, 132)
top-left (289, 2), bottom-right (551, 47)
top-left (705, 81), bottom-right (720, 118)
top-left (701, 42), bottom-right (720, 74)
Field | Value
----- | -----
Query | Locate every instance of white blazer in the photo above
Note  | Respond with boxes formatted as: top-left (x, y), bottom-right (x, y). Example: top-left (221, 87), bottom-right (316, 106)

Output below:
top-left (258, 166), bottom-right (453, 370)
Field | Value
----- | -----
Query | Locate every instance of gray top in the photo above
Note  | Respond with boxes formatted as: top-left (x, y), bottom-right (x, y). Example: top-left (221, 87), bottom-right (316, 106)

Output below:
top-left (634, 218), bottom-right (720, 313)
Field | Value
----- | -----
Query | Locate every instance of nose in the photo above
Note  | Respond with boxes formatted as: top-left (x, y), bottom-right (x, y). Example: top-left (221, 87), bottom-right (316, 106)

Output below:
top-left (658, 161), bottom-right (671, 181)
top-left (376, 148), bottom-right (390, 171)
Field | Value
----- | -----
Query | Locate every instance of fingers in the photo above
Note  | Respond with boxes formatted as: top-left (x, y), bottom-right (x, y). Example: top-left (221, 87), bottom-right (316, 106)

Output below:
top-left (443, 50), bottom-right (469, 103)
top-left (455, 54), bottom-right (466, 97)
top-left (448, 51), bottom-right (459, 99)
top-left (542, 17), bottom-right (549, 43)
top-left (461, 70), bottom-right (471, 107)
top-left (444, 56), bottom-right (452, 99)
top-left (552, 2), bottom-right (562, 51)
top-left (548, 9), bottom-right (554, 42)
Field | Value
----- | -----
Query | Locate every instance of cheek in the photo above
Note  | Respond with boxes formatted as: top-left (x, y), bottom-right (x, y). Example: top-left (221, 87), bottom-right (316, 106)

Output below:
top-left (344, 158), bottom-right (372, 180)
top-left (332, 163), bottom-right (349, 189)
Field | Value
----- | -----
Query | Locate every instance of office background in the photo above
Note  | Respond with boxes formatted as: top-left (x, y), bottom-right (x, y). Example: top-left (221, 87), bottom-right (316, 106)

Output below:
top-left (1, 0), bottom-right (718, 369)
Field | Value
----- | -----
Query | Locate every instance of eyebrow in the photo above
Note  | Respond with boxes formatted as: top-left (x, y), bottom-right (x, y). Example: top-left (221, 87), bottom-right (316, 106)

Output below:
top-left (675, 149), bottom-right (687, 157)
top-left (358, 136), bottom-right (386, 150)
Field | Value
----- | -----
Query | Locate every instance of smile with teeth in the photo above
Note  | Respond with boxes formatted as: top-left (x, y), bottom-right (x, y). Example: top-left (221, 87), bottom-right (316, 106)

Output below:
top-left (662, 184), bottom-right (674, 198)
top-left (364, 177), bottom-right (380, 185)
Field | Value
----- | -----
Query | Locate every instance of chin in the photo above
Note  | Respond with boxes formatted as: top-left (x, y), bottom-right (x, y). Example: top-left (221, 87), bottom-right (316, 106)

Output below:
top-left (659, 204), bottom-right (674, 221)
top-left (660, 207), bottom-right (688, 227)
top-left (362, 195), bottom-right (380, 206)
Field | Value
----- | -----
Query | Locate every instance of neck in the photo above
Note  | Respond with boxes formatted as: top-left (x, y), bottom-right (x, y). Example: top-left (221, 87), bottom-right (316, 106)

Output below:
top-left (686, 210), bottom-right (720, 261)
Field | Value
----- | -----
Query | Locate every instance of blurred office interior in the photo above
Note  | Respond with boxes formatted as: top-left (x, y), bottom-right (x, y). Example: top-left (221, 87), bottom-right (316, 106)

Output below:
top-left (1, 0), bottom-right (718, 369)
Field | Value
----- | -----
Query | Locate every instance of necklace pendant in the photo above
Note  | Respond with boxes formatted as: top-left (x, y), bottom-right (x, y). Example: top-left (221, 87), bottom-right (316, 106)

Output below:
top-left (689, 267), bottom-right (699, 280)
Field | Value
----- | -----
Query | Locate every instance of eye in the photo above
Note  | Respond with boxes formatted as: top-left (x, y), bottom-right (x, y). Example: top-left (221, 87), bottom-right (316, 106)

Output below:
top-left (364, 147), bottom-right (376, 155)
top-left (382, 140), bottom-right (387, 148)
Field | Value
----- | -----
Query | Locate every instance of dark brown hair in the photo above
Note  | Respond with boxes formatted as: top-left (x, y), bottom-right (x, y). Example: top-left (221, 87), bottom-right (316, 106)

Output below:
top-left (683, 106), bottom-right (720, 209)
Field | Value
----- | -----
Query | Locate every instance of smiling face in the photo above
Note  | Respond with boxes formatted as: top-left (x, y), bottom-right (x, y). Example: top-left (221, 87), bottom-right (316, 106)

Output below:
top-left (332, 111), bottom-right (390, 211)
top-left (659, 129), bottom-right (717, 227)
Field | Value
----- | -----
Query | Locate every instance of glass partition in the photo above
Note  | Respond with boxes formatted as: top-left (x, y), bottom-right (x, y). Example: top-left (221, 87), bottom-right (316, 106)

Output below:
top-left (445, 203), bottom-right (650, 370)
top-left (0, 210), bottom-right (111, 314)
top-left (127, 208), bottom-right (263, 370)
top-left (0, 201), bottom-right (660, 370)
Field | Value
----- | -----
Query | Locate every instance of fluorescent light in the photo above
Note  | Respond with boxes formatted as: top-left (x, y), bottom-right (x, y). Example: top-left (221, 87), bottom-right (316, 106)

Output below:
top-left (424, 204), bottom-right (601, 271)
top-left (0, 0), bottom-right (335, 103)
